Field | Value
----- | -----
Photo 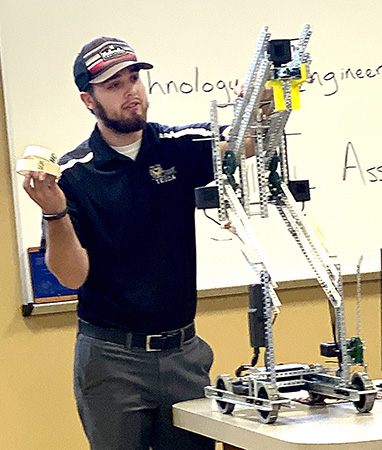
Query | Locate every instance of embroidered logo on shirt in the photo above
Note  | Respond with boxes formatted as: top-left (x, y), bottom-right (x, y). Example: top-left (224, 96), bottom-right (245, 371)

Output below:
top-left (149, 164), bottom-right (177, 184)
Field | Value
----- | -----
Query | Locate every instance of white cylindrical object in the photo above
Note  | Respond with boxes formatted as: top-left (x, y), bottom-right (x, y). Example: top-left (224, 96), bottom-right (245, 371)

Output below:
top-left (16, 158), bottom-right (61, 177)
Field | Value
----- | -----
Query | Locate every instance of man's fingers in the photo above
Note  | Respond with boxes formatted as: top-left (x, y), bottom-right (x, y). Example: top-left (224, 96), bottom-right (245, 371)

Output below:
top-left (38, 172), bottom-right (57, 187)
top-left (35, 170), bottom-right (49, 183)
top-left (22, 171), bottom-right (59, 195)
top-left (22, 172), bottom-right (33, 191)
top-left (29, 171), bottom-right (56, 187)
top-left (233, 76), bottom-right (246, 97)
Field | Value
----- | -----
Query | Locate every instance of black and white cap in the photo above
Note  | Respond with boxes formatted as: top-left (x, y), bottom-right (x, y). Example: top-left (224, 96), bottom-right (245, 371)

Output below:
top-left (73, 36), bottom-right (153, 91)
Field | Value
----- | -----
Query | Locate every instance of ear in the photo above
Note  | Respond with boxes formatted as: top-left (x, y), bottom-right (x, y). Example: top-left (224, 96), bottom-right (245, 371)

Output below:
top-left (80, 91), bottom-right (95, 112)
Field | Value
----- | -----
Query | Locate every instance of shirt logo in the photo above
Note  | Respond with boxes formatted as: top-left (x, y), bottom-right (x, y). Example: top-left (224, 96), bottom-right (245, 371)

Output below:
top-left (149, 164), bottom-right (177, 184)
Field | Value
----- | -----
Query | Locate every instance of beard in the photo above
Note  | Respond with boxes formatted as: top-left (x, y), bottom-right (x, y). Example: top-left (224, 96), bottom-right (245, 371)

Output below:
top-left (92, 97), bottom-right (148, 134)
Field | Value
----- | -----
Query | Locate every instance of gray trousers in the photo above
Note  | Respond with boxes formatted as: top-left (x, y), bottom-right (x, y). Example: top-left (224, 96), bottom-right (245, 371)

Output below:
top-left (74, 331), bottom-right (215, 450)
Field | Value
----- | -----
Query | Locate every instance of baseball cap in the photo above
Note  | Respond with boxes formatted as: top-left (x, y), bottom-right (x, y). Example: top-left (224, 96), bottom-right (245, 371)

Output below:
top-left (73, 37), bottom-right (153, 91)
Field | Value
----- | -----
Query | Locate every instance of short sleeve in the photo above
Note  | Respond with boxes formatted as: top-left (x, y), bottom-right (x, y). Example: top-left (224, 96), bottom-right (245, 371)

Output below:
top-left (58, 176), bottom-right (88, 249)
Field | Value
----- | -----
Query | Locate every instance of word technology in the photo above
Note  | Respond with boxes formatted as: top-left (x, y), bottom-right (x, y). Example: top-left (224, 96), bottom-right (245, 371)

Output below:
top-left (146, 68), bottom-right (239, 103)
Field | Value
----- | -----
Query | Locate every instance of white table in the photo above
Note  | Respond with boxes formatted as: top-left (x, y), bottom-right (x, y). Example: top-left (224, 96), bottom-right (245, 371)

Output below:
top-left (173, 396), bottom-right (382, 450)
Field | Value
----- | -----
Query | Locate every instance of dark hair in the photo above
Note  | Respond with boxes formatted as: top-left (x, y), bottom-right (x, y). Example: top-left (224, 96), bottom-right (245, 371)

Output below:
top-left (84, 84), bottom-right (95, 115)
top-left (85, 84), bottom-right (94, 95)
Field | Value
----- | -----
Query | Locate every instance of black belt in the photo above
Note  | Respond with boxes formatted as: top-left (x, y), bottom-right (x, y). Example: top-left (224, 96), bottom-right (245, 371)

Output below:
top-left (78, 319), bottom-right (195, 351)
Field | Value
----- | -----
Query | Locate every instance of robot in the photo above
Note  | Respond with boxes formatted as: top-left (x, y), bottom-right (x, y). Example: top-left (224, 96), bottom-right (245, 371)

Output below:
top-left (195, 25), bottom-right (376, 424)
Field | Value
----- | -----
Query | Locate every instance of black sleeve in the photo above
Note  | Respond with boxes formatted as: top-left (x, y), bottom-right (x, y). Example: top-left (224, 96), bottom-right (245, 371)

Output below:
top-left (57, 175), bottom-right (89, 249)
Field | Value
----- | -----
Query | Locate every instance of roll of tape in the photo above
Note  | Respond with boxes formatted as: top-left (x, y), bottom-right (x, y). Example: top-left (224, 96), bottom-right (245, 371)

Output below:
top-left (16, 157), bottom-right (61, 177)
top-left (16, 145), bottom-right (60, 177)
top-left (23, 145), bottom-right (58, 164)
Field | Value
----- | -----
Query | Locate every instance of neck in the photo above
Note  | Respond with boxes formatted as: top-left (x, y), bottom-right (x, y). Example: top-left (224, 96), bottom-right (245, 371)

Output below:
top-left (98, 121), bottom-right (143, 146)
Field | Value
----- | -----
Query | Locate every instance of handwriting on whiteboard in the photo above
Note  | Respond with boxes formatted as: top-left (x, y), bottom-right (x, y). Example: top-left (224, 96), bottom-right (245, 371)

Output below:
top-left (304, 63), bottom-right (382, 96)
top-left (342, 141), bottom-right (382, 184)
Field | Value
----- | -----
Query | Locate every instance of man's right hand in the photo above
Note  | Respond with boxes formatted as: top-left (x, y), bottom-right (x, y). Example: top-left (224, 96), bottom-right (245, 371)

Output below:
top-left (22, 171), bottom-right (67, 214)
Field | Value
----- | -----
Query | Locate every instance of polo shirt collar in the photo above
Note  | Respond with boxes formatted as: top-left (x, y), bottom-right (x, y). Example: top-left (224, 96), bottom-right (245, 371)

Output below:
top-left (90, 123), bottom-right (160, 168)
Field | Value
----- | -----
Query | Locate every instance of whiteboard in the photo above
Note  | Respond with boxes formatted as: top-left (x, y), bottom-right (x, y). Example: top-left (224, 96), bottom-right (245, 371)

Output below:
top-left (1, 0), bottom-right (382, 300)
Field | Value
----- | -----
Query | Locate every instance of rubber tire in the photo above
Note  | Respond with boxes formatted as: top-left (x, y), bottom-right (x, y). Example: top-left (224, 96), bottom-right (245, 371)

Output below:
top-left (216, 377), bottom-right (235, 414)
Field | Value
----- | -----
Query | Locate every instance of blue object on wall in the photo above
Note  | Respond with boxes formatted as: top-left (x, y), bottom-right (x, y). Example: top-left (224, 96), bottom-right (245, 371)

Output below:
top-left (28, 248), bottom-right (77, 300)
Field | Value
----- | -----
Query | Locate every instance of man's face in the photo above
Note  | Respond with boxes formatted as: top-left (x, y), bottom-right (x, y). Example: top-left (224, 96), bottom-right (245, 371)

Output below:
top-left (85, 67), bottom-right (149, 134)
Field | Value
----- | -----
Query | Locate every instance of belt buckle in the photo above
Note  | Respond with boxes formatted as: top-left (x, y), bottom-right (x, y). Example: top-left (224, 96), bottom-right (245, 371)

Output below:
top-left (146, 334), bottom-right (162, 352)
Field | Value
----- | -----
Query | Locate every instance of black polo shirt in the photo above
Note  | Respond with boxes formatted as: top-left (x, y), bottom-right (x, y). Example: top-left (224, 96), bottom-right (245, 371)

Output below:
top-left (58, 122), bottom-right (219, 332)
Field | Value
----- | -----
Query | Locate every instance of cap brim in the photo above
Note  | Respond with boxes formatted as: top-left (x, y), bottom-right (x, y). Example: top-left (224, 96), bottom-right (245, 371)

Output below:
top-left (89, 61), bottom-right (153, 84)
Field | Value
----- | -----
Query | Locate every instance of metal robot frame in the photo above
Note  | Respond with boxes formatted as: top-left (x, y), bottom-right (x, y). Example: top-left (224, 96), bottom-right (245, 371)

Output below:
top-left (197, 25), bottom-right (377, 424)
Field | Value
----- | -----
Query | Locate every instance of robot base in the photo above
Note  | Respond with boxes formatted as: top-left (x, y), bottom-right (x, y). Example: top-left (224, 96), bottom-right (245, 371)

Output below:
top-left (205, 363), bottom-right (377, 424)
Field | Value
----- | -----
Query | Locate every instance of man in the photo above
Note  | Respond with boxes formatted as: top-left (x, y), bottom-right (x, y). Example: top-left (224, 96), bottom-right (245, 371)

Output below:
top-left (23, 36), bottom-right (228, 450)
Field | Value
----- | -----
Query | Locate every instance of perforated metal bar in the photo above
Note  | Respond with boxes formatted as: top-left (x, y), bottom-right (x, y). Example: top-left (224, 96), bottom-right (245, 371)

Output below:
top-left (275, 184), bottom-right (342, 308)
top-left (230, 27), bottom-right (271, 142)
top-left (281, 183), bottom-right (340, 282)
top-left (263, 111), bottom-right (291, 168)
top-left (298, 24), bottom-right (312, 55)
top-left (210, 100), bottom-right (227, 221)
top-left (254, 128), bottom-right (269, 218)
top-left (225, 183), bottom-right (278, 285)
top-left (279, 134), bottom-right (289, 184)
top-left (261, 270), bottom-right (276, 383)
top-left (230, 59), bottom-right (271, 156)
top-left (239, 152), bottom-right (250, 215)
top-left (333, 264), bottom-right (350, 384)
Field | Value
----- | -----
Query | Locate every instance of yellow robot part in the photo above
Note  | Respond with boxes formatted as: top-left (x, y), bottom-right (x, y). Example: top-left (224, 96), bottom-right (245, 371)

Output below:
top-left (266, 64), bottom-right (307, 111)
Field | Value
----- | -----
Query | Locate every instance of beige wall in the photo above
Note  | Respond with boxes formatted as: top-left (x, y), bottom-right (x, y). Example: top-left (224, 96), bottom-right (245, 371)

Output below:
top-left (0, 67), bottom-right (88, 450)
top-left (1, 69), bottom-right (381, 449)
top-left (198, 280), bottom-right (382, 382)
